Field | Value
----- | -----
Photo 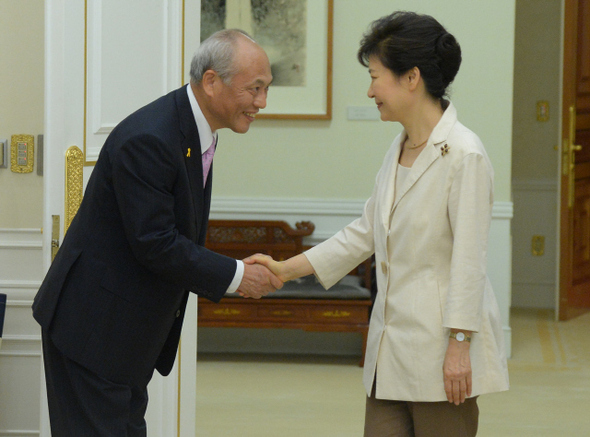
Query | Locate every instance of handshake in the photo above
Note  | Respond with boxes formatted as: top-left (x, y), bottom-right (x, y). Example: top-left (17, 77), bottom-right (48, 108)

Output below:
top-left (235, 254), bottom-right (285, 299)
top-left (236, 253), bottom-right (312, 299)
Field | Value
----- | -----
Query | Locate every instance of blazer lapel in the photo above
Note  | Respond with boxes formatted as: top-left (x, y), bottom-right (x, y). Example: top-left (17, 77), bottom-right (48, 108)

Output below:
top-left (392, 142), bottom-right (440, 211)
top-left (380, 142), bottom-right (402, 228)
top-left (391, 102), bottom-right (459, 213)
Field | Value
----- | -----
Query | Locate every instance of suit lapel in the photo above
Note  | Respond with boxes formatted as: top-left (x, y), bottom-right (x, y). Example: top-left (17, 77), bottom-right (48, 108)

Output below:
top-left (175, 87), bottom-right (206, 234)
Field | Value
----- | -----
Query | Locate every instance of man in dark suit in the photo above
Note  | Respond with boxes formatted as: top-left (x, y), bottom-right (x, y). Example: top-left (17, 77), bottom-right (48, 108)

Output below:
top-left (33, 29), bottom-right (278, 436)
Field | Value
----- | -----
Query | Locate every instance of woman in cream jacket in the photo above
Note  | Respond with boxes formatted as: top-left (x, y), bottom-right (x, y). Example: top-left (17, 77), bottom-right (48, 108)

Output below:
top-left (248, 11), bottom-right (508, 437)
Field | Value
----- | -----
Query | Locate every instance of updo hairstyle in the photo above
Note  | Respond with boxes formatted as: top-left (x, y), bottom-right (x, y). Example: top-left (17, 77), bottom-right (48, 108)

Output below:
top-left (358, 11), bottom-right (462, 100)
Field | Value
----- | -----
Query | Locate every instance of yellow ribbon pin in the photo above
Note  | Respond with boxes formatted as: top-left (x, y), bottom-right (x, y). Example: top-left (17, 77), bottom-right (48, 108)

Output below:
top-left (187, 148), bottom-right (191, 158)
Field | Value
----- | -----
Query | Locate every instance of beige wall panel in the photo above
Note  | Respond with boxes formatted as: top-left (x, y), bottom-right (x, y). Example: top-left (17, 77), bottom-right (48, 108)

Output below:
top-left (0, 353), bottom-right (41, 435)
top-left (0, 0), bottom-right (44, 229)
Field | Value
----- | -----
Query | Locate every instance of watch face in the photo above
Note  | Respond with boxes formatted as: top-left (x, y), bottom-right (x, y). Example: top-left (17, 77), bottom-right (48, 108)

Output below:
top-left (456, 332), bottom-right (465, 341)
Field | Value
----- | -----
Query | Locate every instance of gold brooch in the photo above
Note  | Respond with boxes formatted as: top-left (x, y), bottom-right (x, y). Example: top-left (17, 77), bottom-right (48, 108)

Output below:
top-left (187, 148), bottom-right (191, 158)
top-left (441, 144), bottom-right (450, 156)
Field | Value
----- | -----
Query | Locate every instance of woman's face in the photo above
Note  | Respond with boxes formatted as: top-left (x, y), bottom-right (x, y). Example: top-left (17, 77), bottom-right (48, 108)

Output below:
top-left (367, 56), bottom-right (408, 123)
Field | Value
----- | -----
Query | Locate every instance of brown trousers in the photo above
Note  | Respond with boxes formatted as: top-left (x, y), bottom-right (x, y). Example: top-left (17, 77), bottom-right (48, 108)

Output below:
top-left (364, 383), bottom-right (479, 437)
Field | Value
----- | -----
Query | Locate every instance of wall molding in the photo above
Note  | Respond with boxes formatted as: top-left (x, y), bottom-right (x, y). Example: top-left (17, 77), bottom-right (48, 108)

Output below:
top-left (212, 196), bottom-right (513, 218)
top-left (0, 228), bottom-right (43, 249)
top-left (211, 197), bottom-right (367, 216)
top-left (0, 430), bottom-right (40, 436)
top-left (0, 230), bottom-right (44, 303)
top-left (0, 282), bottom-right (42, 290)
top-left (0, 335), bottom-right (42, 358)
top-left (0, 200), bottom-right (513, 245)
top-left (492, 201), bottom-right (514, 219)
top-left (211, 197), bottom-right (513, 241)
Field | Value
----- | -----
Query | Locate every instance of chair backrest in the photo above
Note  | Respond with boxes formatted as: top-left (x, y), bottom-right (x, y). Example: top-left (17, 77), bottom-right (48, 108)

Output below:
top-left (0, 293), bottom-right (6, 349)
top-left (206, 220), bottom-right (315, 261)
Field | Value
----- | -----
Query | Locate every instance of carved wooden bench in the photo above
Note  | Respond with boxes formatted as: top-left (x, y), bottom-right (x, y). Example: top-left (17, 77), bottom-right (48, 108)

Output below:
top-left (197, 220), bottom-right (372, 366)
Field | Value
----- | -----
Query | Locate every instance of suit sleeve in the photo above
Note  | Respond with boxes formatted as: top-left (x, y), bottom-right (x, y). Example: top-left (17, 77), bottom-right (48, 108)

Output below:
top-left (111, 133), bottom-right (235, 301)
top-left (305, 197), bottom-right (376, 290)
top-left (304, 148), bottom-right (393, 289)
top-left (444, 151), bottom-right (494, 331)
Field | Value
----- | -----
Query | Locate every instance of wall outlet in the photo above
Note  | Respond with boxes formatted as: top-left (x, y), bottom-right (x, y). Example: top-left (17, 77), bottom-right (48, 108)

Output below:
top-left (532, 235), bottom-right (545, 256)
top-left (10, 134), bottom-right (34, 173)
top-left (536, 101), bottom-right (549, 122)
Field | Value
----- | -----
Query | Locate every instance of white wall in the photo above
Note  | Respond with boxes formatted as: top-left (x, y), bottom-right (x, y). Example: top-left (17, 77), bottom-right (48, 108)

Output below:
top-left (512, 179), bottom-right (558, 308)
top-left (0, 229), bottom-right (43, 436)
top-left (212, 0), bottom-right (515, 204)
top-left (511, 0), bottom-right (562, 309)
top-left (0, 0), bottom-right (44, 229)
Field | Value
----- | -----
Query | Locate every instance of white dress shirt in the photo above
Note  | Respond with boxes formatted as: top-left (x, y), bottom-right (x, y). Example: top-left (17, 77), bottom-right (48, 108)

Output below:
top-left (186, 85), bottom-right (243, 294)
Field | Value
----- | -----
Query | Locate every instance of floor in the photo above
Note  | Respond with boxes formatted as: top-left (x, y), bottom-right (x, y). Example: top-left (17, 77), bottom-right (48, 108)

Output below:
top-left (195, 308), bottom-right (590, 436)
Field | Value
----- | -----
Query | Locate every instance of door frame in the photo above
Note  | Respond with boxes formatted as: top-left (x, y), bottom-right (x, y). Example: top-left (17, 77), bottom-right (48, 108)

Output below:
top-left (558, 0), bottom-right (576, 321)
top-left (558, 0), bottom-right (590, 320)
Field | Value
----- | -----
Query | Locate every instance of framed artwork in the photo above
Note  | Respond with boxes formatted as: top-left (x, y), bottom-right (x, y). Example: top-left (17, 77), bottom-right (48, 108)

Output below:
top-left (200, 0), bottom-right (333, 119)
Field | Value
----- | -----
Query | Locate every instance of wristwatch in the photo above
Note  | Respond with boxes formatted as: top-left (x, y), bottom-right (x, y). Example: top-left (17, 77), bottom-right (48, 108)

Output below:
top-left (449, 332), bottom-right (471, 342)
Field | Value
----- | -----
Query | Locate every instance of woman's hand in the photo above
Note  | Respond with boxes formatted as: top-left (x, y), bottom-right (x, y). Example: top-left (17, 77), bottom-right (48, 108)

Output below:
top-left (443, 332), bottom-right (473, 405)
top-left (243, 253), bottom-right (288, 282)
top-left (243, 252), bottom-right (315, 283)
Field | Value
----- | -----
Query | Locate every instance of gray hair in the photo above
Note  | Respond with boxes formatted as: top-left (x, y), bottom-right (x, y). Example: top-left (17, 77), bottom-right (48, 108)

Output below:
top-left (190, 29), bottom-right (255, 84)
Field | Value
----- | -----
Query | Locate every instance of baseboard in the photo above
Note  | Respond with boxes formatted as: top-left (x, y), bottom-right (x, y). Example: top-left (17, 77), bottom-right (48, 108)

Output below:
top-left (197, 327), bottom-right (363, 356)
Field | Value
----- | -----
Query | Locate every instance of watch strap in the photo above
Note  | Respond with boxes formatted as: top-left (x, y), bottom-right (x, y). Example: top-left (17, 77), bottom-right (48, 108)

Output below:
top-left (449, 332), bottom-right (471, 342)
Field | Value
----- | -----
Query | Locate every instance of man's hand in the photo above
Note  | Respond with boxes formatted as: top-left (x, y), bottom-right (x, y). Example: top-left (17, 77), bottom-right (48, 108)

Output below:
top-left (243, 253), bottom-right (314, 283)
top-left (237, 262), bottom-right (283, 299)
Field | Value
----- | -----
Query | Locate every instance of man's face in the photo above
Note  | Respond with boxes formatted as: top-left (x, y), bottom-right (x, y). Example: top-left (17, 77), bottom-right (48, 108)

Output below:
top-left (211, 41), bottom-right (273, 133)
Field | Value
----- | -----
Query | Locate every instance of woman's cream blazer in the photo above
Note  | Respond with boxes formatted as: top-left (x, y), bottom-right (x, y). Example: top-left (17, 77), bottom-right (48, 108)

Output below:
top-left (306, 103), bottom-right (509, 402)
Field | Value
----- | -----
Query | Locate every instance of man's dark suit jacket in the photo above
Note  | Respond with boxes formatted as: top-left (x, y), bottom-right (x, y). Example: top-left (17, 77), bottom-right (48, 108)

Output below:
top-left (33, 86), bottom-right (237, 384)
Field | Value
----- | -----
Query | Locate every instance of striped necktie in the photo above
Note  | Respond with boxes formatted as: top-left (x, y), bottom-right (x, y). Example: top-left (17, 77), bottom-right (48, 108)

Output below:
top-left (202, 138), bottom-right (216, 187)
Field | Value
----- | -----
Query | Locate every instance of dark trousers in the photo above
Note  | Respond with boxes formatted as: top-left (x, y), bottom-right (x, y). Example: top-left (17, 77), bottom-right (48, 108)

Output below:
top-left (364, 381), bottom-right (479, 437)
top-left (42, 330), bottom-right (151, 437)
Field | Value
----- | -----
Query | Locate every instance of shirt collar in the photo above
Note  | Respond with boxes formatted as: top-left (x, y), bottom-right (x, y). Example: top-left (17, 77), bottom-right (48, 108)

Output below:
top-left (400, 101), bottom-right (458, 148)
top-left (186, 84), bottom-right (217, 154)
top-left (429, 101), bottom-right (457, 145)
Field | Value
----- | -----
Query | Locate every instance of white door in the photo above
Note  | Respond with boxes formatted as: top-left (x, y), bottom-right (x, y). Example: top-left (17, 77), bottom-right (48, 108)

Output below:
top-left (43, 1), bottom-right (200, 435)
